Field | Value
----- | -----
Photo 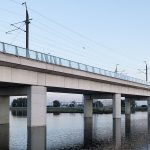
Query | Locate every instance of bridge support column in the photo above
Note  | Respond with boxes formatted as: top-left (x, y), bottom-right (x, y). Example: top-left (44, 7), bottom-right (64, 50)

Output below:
top-left (0, 124), bottom-right (9, 150)
top-left (27, 86), bottom-right (47, 127)
top-left (84, 117), bottom-right (92, 146)
top-left (125, 114), bottom-right (131, 137)
top-left (125, 98), bottom-right (131, 115)
top-left (113, 118), bottom-right (121, 149)
top-left (27, 126), bottom-right (46, 150)
top-left (147, 97), bottom-right (150, 115)
top-left (113, 93), bottom-right (121, 119)
top-left (0, 96), bottom-right (9, 124)
top-left (84, 96), bottom-right (93, 118)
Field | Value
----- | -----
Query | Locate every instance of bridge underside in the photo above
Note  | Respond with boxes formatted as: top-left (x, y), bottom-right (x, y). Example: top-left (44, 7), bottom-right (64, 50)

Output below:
top-left (0, 81), bottom-right (148, 100)
top-left (0, 82), bottom-right (25, 88)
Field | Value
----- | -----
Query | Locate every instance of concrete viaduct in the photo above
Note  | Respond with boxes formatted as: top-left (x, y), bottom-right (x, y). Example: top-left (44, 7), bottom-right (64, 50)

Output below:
top-left (0, 41), bottom-right (150, 127)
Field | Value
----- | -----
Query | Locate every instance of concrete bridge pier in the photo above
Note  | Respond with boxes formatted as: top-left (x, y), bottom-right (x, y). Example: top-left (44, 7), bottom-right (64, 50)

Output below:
top-left (125, 114), bottom-right (131, 137)
top-left (84, 117), bottom-right (93, 146)
top-left (125, 98), bottom-right (131, 115)
top-left (113, 93), bottom-right (121, 119)
top-left (27, 86), bottom-right (47, 127)
top-left (147, 97), bottom-right (150, 134)
top-left (113, 118), bottom-right (121, 149)
top-left (0, 124), bottom-right (9, 150)
top-left (147, 97), bottom-right (150, 115)
top-left (84, 95), bottom-right (93, 118)
top-left (83, 95), bottom-right (93, 146)
top-left (0, 96), bottom-right (9, 124)
top-left (27, 126), bottom-right (46, 150)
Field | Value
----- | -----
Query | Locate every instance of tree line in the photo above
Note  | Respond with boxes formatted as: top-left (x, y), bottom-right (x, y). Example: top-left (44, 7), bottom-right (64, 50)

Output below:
top-left (11, 98), bottom-right (136, 108)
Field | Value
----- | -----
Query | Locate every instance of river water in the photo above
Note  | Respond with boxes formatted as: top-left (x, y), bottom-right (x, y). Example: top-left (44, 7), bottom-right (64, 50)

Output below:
top-left (0, 111), bottom-right (150, 150)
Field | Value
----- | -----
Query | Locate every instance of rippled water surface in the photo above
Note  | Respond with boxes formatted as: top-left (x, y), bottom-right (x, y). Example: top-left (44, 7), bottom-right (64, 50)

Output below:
top-left (1, 112), bottom-right (150, 150)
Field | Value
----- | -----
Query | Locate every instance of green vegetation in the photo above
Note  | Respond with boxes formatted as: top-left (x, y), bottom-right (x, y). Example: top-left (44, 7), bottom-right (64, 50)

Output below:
top-left (11, 98), bottom-right (27, 107)
top-left (47, 106), bottom-right (112, 114)
top-left (11, 98), bottom-right (143, 114)
top-left (93, 101), bottom-right (103, 108)
top-left (53, 100), bottom-right (61, 107)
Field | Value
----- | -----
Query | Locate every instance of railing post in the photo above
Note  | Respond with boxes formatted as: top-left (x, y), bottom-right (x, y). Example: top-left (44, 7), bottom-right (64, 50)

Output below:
top-left (15, 46), bottom-right (19, 56)
top-left (85, 65), bottom-right (88, 71)
top-left (2, 42), bottom-right (5, 53)
top-left (53, 56), bottom-right (57, 64)
top-left (26, 49), bottom-right (30, 58)
top-left (78, 63), bottom-right (80, 70)
top-left (99, 68), bottom-right (101, 74)
top-left (36, 52), bottom-right (39, 61)
top-left (49, 55), bottom-right (52, 64)
top-left (69, 60), bottom-right (71, 68)
top-left (59, 58), bottom-right (62, 65)
top-left (92, 67), bottom-right (95, 73)
top-left (45, 54), bottom-right (49, 63)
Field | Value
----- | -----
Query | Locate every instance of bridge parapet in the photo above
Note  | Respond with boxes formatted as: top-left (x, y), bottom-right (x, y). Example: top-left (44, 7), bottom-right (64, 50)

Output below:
top-left (0, 41), bottom-right (149, 85)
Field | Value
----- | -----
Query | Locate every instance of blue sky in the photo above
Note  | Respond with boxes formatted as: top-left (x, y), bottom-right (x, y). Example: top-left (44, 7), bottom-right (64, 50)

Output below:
top-left (1, 0), bottom-right (150, 80)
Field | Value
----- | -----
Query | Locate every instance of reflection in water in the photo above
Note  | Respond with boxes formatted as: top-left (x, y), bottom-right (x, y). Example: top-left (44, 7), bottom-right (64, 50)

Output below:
top-left (125, 114), bottom-right (131, 137)
top-left (84, 117), bottom-right (92, 147)
top-left (148, 113), bottom-right (150, 147)
top-left (9, 111), bottom-right (150, 150)
top-left (0, 124), bottom-right (9, 150)
top-left (27, 126), bottom-right (46, 150)
top-left (113, 118), bottom-right (121, 150)
top-left (11, 109), bottom-right (27, 117)
top-left (148, 113), bottom-right (150, 133)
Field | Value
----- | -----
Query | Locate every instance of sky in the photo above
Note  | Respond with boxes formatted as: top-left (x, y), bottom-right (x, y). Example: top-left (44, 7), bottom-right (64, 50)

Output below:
top-left (1, 0), bottom-right (150, 103)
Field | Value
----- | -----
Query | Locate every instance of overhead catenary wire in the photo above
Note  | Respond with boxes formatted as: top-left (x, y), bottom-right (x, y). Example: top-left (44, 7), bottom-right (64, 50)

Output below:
top-left (32, 20), bottom-right (91, 49)
top-left (9, 24), bottom-right (25, 45)
top-left (27, 7), bottom-right (143, 63)
top-left (0, 7), bottom-right (24, 17)
top-left (30, 24), bottom-right (85, 53)
top-left (8, 0), bottom-right (143, 63)
top-left (30, 21), bottom-right (142, 67)
top-left (5, 0), bottom-right (148, 76)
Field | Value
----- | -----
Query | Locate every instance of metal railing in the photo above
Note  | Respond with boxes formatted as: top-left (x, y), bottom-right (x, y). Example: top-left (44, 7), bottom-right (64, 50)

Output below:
top-left (0, 41), bottom-right (149, 85)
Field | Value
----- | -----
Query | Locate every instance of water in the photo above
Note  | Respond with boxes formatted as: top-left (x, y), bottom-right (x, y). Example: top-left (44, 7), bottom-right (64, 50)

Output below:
top-left (0, 111), bottom-right (150, 150)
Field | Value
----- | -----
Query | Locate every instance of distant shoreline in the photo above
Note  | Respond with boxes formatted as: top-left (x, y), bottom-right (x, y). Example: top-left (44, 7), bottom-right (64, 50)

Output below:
top-left (10, 105), bottom-right (148, 115)
top-left (10, 106), bottom-right (113, 114)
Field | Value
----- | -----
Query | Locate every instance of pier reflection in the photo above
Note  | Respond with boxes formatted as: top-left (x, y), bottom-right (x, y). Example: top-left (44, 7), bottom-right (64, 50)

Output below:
top-left (113, 118), bottom-right (121, 149)
top-left (125, 114), bottom-right (131, 137)
top-left (27, 126), bottom-right (46, 150)
top-left (148, 113), bottom-right (150, 133)
top-left (84, 117), bottom-right (93, 146)
top-left (148, 113), bottom-right (150, 146)
top-left (0, 124), bottom-right (9, 150)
